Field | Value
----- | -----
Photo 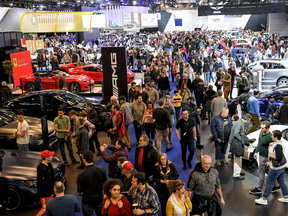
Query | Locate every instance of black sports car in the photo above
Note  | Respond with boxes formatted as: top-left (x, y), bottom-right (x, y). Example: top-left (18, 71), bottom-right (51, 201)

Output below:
top-left (2, 90), bottom-right (110, 130)
top-left (0, 109), bottom-right (57, 151)
top-left (0, 149), bottom-right (66, 211)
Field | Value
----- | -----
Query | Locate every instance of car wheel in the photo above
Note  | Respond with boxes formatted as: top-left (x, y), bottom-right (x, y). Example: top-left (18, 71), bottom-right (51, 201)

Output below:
top-left (25, 82), bottom-right (35, 92)
top-left (69, 82), bottom-right (81, 93)
top-left (2, 186), bottom-right (22, 211)
top-left (277, 77), bottom-right (288, 87)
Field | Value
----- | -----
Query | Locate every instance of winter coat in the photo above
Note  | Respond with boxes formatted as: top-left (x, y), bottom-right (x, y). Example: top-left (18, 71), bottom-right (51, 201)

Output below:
top-left (229, 120), bottom-right (250, 157)
top-left (101, 145), bottom-right (128, 177)
top-left (34, 77), bottom-right (42, 91)
top-left (186, 102), bottom-right (200, 124)
top-left (109, 111), bottom-right (125, 137)
top-left (210, 114), bottom-right (232, 141)
top-left (194, 84), bottom-right (205, 104)
top-left (119, 102), bottom-right (133, 126)
top-left (134, 141), bottom-right (159, 179)
top-left (203, 90), bottom-right (217, 112)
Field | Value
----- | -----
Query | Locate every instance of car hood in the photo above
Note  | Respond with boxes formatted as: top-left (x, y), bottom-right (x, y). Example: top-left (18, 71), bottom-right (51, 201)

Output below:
top-left (67, 75), bottom-right (95, 83)
top-left (127, 70), bottom-right (135, 76)
top-left (21, 74), bottom-right (35, 79)
top-left (0, 116), bottom-right (54, 135)
top-left (1, 150), bottom-right (62, 180)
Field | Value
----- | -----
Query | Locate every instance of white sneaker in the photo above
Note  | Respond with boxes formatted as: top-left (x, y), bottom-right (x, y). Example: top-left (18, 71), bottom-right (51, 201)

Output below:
top-left (278, 197), bottom-right (288, 203)
top-left (255, 197), bottom-right (268, 205)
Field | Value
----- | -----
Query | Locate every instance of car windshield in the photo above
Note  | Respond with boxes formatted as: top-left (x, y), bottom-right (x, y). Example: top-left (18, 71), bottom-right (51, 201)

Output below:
top-left (0, 111), bottom-right (17, 127)
top-left (259, 89), bottom-right (277, 98)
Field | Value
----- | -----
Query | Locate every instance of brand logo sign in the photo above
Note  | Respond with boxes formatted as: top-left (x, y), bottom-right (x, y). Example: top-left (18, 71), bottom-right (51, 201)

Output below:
top-left (111, 53), bottom-right (118, 98)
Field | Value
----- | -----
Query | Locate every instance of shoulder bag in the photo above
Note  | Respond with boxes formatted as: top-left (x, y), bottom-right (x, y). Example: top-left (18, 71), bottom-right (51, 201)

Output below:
top-left (273, 105), bottom-right (282, 119)
top-left (271, 145), bottom-right (287, 167)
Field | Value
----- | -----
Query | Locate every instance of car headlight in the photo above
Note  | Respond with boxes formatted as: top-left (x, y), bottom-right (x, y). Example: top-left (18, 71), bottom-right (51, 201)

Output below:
top-left (80, 80), bottom-right (88, 83)
top-left (30, 134), bottom-right (42, 140)
top-left (22, 180), bottom-right (37, 188)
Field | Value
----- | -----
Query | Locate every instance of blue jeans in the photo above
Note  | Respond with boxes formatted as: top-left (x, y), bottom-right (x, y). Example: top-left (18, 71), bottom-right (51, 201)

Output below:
top-left (57, 137), bottom-right (75, 163)
top-left (204, 72), bottom-right (209, 86)
top-left (263, 167), bottom-right (288, 199)
top-left (269, 114), bottom-right (274, 123)
top-left (215, 140), bottom-right (228, 160)
top-left (209, 69), bottom-right (214, 83)
top-left (229, 82), bottom-right (234, 98)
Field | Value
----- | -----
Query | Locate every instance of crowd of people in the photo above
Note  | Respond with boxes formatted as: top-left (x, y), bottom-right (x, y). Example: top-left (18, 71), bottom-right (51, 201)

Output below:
top-left (1, 28), bottom-right (288, 216)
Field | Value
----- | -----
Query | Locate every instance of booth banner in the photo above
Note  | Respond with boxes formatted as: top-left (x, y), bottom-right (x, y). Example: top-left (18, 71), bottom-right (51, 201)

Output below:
top-left (10, 51), bottom-right (33, 87)
top-left (101, 47), bottom-right (127, 102)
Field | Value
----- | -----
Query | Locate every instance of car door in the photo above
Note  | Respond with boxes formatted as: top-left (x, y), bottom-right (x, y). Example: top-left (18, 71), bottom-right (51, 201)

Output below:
top-left (39, 73), bottom-right (53, 89)
top-left (17, 95), bottom-right (41, 117)
top-left (43, 95), bottom-right (64, 118)
top-left (262, 62), bottom-right (278, 86)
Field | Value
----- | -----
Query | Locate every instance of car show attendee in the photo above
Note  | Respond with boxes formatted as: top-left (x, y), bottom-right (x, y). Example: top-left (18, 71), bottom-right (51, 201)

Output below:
top-left (128, 82), bottom-right (137, 103)
top-left (108, 104), bottom-right (125, 146)
top-left (176, 110), bottom-right (197, 170)
top-left (143, 101), bottom-right (155, 145)
top-left (85, 102), bottom-right (101, 156)
top-left (131, 95), bottom-right (146, 143)
top-left (222, 68), bottom-right (231, 102)
top-left (249, 121), bottom-right (280, 194)
top-left (211, 90), bottom-right (227, 119)
top-left (145, 82), bottom-right (159, 108)
top-left (58, 72), bottom-right (66, 90)
top-left (278, 96), bottom-right (288, 125)
top-left (0, 81), bottom-right (12, 101)
top-left (75, 118), bottom-right (89, 169)
top-left (134, 85), bottom-right (150, 106)
top-left (77, 150), bottom-right (107, 216)
top-left (51, 55), bottom-right (59, 71)
top-left (187, 155), bottom-right (225, 216)
top-left (158, 71), bottom-right (171, 99)
top-left (121, 161), bottom-right (137, 192)
top-left (36, 150), bottom-right (56, 216)
top-left (100, 138), bottom-right (128, 178)
top-left (153, 153), bottom-right (179, 216)
top-left (128, 172), bottom-right (160, 216)
top-left (211, 107), bottom-right (233, 166)
top-left (166, 180), bottom-right (192, 216)
top-left (46, 182), bottom-right (81, 216)
top-left (266, 98), bottom-right (276, 124)
top-left (238, 87), bottom-right (251, 115)
top-left (34, 72), bottom-right (42, 91)
top-left (13, 111), bottom-right (30, 151)
top-left (203, 85), bottom-right (217, 124)
top-left (255, 130), bottom-right (288, 205)
top-left (134, 135), bottom-right (159, 186)
top-left (153, 99), bottom-right (173, 153)
top-left (54, 108), bottom-right (79, 166)
top-left (101, 179), bottom-right (131, 216)
top-left (0, 151), bottom-right (2, 177)
top-left (229, 114), bottom-right (252, 180)
top-left (119, 96), bottom-right (133, 150)
top-left (246, 90), bottom-right (261, 134)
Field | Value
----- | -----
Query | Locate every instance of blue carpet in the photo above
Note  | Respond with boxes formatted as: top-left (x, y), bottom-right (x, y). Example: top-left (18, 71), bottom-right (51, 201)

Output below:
top-left (75, 73), bottom-right (196, 216)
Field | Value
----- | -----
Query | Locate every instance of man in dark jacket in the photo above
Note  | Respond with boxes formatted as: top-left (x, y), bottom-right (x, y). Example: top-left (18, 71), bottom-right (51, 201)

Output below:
top-left (77, 150), bottom-right (107, 216)
top-left (0, 81), bottom-right (12, 101)
top-left (238, 87), bottom-right (251, 114)
top-left (211, 107), bottom-right (233, 166)
top-left (186, 96), bottom-right (202, 148)
top-left (191, 73), bottom-right (201, 94)
top-left (194, 79), bottom-right (206, 119)
top-left (100, 138), bottom-right (128, 178)
top-left (203, 85), bottom-right (217, 124)
top-left (134, 135), bottom-right (159, 186)
top-left (72, 51), bottom-right (78, 63)
top-left (121, 161), bottom-right (137, 192)
top-left (229, 114), bottom-right (251, 180)
top-left (178, 74), bottom-right (192, 91)
top-left (75, 118), bottom-right (89, 169)
top-left (158, 71), bottom-right (170, 99)
top-left (51, 56), bottom-right (59, 71)
top-left (37, 150), bottom-right (56, 216)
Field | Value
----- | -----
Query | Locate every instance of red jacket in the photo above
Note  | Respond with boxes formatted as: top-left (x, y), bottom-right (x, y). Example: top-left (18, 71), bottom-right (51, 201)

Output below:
top-left (110, 111), bottom-right (125, 137)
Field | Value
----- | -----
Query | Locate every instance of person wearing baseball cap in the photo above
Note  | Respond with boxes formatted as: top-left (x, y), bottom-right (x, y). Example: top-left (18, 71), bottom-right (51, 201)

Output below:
top-left (36, 150), bottom-right (56, 216)
top-left (121, 161), bottom-right (137, 192)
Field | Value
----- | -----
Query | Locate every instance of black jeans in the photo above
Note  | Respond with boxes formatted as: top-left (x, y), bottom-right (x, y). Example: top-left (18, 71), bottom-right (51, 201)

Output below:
top-left (110, 133), bottom-right (119, 146)
top-left (89, 132), bottom-right (100, 153)
top-left (175, 107), bottom-right (181, 122)
top-left (133, 121), bottom-right (143, 143)
top-left (82, 202), bottom-right (102, 216)
top-left (180, 140), bottom-right (195, 165)
top-left (145, 123), bottom-right (155, 139)
top-left (57, 137), bottom-right (75, 163)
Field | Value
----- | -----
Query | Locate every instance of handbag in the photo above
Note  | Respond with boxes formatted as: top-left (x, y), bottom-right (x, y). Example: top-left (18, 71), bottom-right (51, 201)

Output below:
top-left (217, 81), bottom-right (223, 86)
top-left (273, 105), bottom-right (281, 119)
top-left (271, 145), bottom-right (287, 167)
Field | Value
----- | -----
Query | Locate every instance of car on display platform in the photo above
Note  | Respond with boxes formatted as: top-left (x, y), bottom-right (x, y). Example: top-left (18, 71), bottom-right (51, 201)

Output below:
top-left (61, 64), bottom-right (135, 83)
top-left (30, 48), bottom-right (55, 65)
top-left (20, 70), bottom-right (95, 93)
top-left (2, 90), bottom-right (110, 130)
top-left (0, 149), bottom-right (66, 211)
top-left (243, 125), bottom-right (288, 168)
top-left (0, 109), bottom-right (57, 151)
top-left (234, 38), bottom-right (252, 45)
top-left (228, 86), bottom-right (288, 119)
top-left (235, 59), bottom-right (288, 86)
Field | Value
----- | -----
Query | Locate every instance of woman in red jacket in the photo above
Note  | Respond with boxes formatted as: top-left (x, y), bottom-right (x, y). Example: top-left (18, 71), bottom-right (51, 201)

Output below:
top-left (102, 179), bottom-right (131, 216)
top-left (109, 104), bottom-right (125, 146)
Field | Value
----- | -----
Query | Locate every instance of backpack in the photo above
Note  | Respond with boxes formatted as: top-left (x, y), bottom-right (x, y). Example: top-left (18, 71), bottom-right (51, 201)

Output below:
top-left (236, 75), bottom-right (247, 89)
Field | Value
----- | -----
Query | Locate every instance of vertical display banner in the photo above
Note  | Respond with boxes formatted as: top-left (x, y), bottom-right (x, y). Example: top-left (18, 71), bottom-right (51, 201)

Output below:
top-left (102, 47), bottom-right (127, 103)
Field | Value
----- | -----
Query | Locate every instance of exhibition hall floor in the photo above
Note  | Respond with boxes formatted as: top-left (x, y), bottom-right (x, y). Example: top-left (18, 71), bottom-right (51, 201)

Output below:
top-left (8, 106), bottom-right (288, 216)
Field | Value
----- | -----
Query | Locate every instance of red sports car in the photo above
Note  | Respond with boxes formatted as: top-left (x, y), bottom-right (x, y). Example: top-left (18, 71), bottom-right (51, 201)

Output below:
top-left (20, 71), bottom-right (95, 93)
top-left (59, 63), bottom-right (135, 83)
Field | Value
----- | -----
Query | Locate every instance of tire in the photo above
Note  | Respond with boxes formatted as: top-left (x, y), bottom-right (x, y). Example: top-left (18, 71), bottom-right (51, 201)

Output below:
top-left (25, 82), bottom-right (35, 92)
top-left (69, 82), bottom-right (81, 93)
top-left (2, 186), bottom-right (22, 211)
top-left (277, 77), bottom-right (288, 87)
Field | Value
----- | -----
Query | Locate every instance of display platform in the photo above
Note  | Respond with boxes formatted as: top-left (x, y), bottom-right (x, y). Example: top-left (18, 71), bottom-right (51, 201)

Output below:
top-left (12, 78), bottom-right (142, 96)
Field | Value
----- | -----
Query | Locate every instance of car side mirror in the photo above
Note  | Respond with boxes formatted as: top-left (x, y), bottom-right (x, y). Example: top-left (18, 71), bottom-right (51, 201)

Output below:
top-left (52, 76), bottom-right (57, 79)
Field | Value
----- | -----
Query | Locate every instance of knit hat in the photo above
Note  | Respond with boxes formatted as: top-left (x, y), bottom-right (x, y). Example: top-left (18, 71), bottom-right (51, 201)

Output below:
top-left (122, 161), bottom-right (133, 172)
